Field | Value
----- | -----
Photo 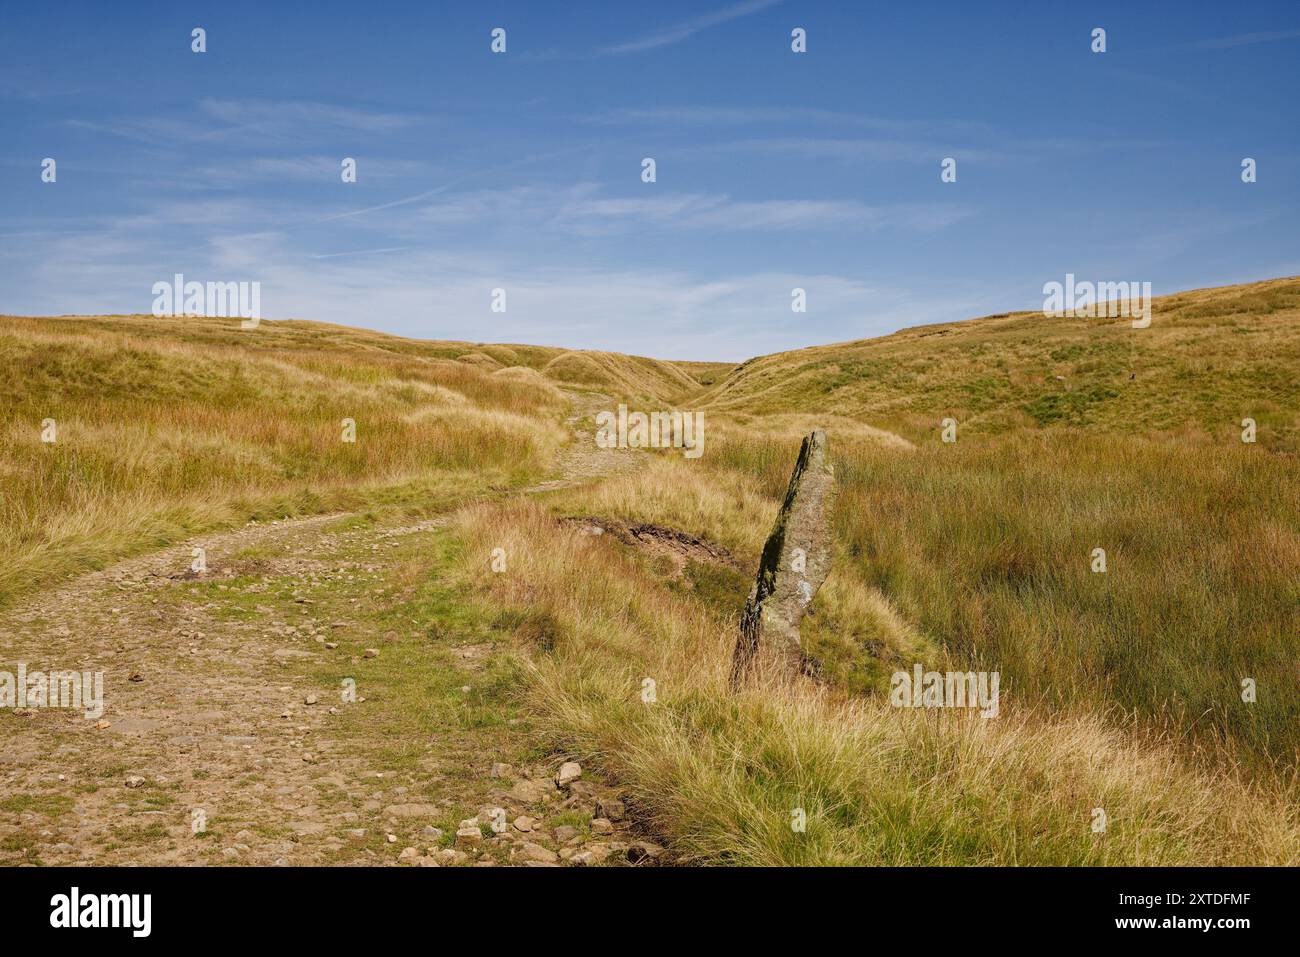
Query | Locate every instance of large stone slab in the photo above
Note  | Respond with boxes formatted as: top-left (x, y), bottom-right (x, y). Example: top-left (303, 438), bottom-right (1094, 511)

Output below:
top-left (731, 429), bottom-right (835, 681)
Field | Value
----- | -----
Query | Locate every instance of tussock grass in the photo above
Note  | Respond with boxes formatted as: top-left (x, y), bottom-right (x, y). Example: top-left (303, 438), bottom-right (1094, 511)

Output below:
top-left (0, 311), bottom-right (699, 607)
top-left (698, 277), bottom-right (1300, 450)
top-left (0, 315), bottom-right (569, 606)
top-left (6, 276), bottom-right (1296, 865)
top-left (549, 457), bottom-right (774, 554)
top-left (542, 349), bottom-right (704, 403)
top-left (453, 500), bottom-right (1298, 865)
top-left (684, 419), bottom-right (1299, 773)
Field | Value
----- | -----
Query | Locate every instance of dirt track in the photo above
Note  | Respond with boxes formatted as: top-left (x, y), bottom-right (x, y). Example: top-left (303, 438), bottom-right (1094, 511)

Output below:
top-left (0, 392), bottom-right (656, 866)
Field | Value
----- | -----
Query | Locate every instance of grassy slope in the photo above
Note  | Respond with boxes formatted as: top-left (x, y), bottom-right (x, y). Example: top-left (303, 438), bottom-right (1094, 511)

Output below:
top-left (444, 278), bottom-right (1297, 862)
top-left (664, 279), bottom-right (1300, 773)
top-left (452, 499), bottom-right (1296, 865)
top-left (698, 276), bottom-right (1300, 449)
top-left (4, 280), bottom-right (1296, 864)
top-left (0, 313), bottom-right (701, 607)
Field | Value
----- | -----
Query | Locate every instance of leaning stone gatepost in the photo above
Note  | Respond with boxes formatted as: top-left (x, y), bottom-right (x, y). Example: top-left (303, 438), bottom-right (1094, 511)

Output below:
top-left (731, 429), bottom-right (835, 683)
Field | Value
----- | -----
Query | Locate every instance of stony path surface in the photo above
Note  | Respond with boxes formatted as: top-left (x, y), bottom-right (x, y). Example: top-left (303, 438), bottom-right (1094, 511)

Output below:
top-left (0, 392), bottom-right (662, 867)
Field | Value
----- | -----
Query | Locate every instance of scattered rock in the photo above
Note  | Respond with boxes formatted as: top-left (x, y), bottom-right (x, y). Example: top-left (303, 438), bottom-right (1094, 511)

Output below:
top-left (455, 822), bottom-right (484, 846)
top-left (124, 775), bottom-right (146, 789)
top-left (512, 816), bottom-right (536, 833)
top-left (477, 807), bottom-right (507, 833)
top-left (567, 781), bottom-right (597, 804)
top-left (596, 797), bottom-right (626, 821)
top-left (363, 648), bottom-right (379, 659)
top-left (508, 778), bottom-right (556, 804)
top-left (626, 840), bottom-right (666, 863)
top-left (591, 818), bottom-right (615, 836)
top-left (553, 825), bottom-right (578, 843)
top-left (518, 842), bottom-right (558, 864)
top-left (384, 803), bottom-right (441, 820)
top-left (555, 762), bottom-right (582, 787)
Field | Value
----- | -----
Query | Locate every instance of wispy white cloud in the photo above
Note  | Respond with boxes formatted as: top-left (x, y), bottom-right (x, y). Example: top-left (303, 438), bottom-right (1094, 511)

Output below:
top-left (192, 156), bottom-right (435, 186)
top-left (1187, 29), bottom-right (1300, 50)
top-left (582, 106), bottom-right (993, 137)
top-left (197, 98), bottom-right (420, 132)
top-left (397, 184), bottom-right (973, 236)
top-left (65, 98), bottom-right (423, 148)
top-left (7, 213), bottom-right (981, 360)
top-left (584, 108), bottom-right (1165, 163)
top-left (700, 136), bottom-right (996, 164)
top-left (308, 246), bottom-right (412, 260)
top-left (551, 193), bottom-right (974, 234)
top-left (600, 0), bottom-right (783, 55)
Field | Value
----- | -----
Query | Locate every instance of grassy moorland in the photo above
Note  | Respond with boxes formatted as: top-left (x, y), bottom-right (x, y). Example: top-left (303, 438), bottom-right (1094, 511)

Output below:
top-left (544, 281), bottom-right (1300, 766)
top-left (450, 498), bottom-right (1295, 865)
top-left (692, 279), bottom-right (1300, 775)
top-left (0, 313), bottom-right (701, 608)
top-left (3, 278), bottom-right (1296, 865)
top-left (448, 279), bottom-right (1299, 863)
top-left (696, 277), bottom-right (1300, 449)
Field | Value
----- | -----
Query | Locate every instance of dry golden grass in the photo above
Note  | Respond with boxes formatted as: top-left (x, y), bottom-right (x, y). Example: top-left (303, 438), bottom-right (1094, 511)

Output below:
top-left (699, 277), bottom-right (1300, 450)
top-left (453, 499), bottom-right (1298, 865)
top-left (0, 314), bottom-right (572, 606)
top-left (5, 276), bottom-right (1296, 866)
top-left (653, 281), bottom-right (1300, 773)
top-left (542, 349), bottom-right (704, 402)
top-left (683, 421), bottom-right (1300, 772)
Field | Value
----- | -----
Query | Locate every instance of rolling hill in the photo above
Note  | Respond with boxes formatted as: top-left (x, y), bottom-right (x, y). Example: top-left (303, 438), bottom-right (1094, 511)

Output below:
top-left (2, 277), bottom-right (1296, 866)
top-left (0, 312), bottom-right (703, 606)
top-left (696, 276), bottom-right (1300, 450)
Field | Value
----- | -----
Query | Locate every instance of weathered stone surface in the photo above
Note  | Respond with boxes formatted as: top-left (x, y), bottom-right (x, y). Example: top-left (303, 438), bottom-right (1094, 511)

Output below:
top-left (595, 796), bottom-right (626, 821)
top-left (518, 841), bottom-right (558, 864)
top-left (508, 778), bottom-right (556, 804)
top-left (732, 429), bottom-right (835, 681)
top-left (626, 840), bottom-right (666, 863)
top-left (383, 803), bottom-right (441, 819)
top-left (455, 822), bottom-right (484, 846)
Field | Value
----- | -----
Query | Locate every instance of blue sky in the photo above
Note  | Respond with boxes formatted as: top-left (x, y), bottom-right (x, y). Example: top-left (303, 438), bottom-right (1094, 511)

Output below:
top-left (2, 0), bottom-right (1297, 360)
